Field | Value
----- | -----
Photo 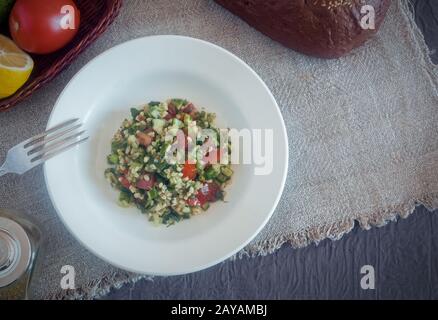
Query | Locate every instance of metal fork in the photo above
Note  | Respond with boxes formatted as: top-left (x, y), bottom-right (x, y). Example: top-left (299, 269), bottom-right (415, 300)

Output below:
top-left (0, 119), bottom-right (89, 177)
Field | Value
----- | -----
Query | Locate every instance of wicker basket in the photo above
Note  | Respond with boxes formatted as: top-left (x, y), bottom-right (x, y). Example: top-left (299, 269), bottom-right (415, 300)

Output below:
top-left (0, 0), bottom-right (123, 112)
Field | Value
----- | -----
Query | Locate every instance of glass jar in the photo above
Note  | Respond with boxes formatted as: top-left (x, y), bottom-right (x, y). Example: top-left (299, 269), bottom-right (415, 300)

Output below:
top-left (0, 209), bottom-right (42, 300)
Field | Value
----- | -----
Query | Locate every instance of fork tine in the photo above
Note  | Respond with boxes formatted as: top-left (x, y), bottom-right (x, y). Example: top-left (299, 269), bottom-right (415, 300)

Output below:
top-left (30, 130), bottom-right (87, 160)
top-left (23, 118), bottom-right (79, 148)
top-left (31, 136), bottom-right (89, 165)
top-left (27, 123), bottom-right (82, 155)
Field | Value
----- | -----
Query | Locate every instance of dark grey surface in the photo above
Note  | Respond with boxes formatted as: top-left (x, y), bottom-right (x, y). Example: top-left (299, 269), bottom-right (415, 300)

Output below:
top-left (103, 0), bottom-right (438, 300)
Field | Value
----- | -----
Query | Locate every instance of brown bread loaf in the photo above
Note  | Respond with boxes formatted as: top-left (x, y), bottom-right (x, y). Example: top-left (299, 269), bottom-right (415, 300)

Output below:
top-left (215, 0), bottom-right (391, 59)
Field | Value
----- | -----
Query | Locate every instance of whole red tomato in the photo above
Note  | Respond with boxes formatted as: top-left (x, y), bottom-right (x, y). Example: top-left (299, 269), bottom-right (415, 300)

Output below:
top-left (9, 0), bottom-right (80, 54)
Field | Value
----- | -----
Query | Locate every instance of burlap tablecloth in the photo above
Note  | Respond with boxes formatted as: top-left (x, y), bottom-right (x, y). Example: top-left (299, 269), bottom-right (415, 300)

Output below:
top-left (0, 0), bottom-right (437, 299)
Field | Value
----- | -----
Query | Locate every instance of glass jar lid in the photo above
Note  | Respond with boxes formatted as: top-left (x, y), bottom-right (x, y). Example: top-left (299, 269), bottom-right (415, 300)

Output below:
top-left (0, 217), bottom-right (31, 288)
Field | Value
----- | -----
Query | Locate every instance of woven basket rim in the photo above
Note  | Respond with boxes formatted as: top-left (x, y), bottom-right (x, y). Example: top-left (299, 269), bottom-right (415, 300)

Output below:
top-left (0, 0), bottom-right (123, 112)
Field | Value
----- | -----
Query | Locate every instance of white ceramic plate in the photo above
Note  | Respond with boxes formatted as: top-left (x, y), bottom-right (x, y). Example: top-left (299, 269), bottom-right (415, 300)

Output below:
top-left (44, 36), bottom-right (288, 275)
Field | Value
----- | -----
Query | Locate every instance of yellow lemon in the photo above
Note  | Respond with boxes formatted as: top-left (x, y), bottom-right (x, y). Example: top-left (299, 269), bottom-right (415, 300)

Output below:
top-left (0, 34), bottom-right (34, 99)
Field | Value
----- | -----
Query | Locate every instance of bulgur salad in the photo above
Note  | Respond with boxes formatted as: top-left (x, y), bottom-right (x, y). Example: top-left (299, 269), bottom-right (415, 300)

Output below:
top-left (105, 99), bottom-right (233, 226)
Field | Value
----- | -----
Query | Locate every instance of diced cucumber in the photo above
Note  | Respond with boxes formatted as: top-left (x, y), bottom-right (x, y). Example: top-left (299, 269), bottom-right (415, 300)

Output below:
top-left (172, 118), bottom-right (183, 128)
top-left (107, 153), bottom-right (119, 165)
top-left (171, 99), bottom-right (188, 108)
top-left (153, 119), bottom-right (166, 134)
top-left (182, 206), bottom-right (191, 214)
top-left (147, 187), bottom-right (158, 200)
top-left (207, 113), bottom-right (216, 123)
top-left (216, 173), bottom-right (228, 183)
top-left (199, 111), bottom-right (207, 121)
top-left (127, 127), bottom-right (136, 135)
top-left (104, 168), bottom-right (118, 185)
top-left (118, 191), bottom-right (133, 207)
top-left (145, 198), bottom-right (155, 209)
top-left (205, 166), bottom-right (218, 179)
top-left (111, 140), bottom-right (127, 152)
top-left (148, 101), bottom-right (160, 107)
top-left (220, 166), bottom-right (233, 178)
top-left (183, 114), bottom-right (192, 125)
top-left (150, 109), bottom-right (161, 119)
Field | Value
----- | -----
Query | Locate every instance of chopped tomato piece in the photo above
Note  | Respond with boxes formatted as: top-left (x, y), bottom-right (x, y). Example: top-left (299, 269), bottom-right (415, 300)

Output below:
top-left (119, 176), bottom-right (131, 189)
top-left (182, 162), bottom-right (197, 180)
top-left (182, 103), bottom-right (197, 116)
top-left (136, 132), bottom-right (152, 147)
top-left (186, 197), bottom-right (201, 207)
top-left (136, 174), bottom-right (156, 190)
top-left (195, 182), bottom-right (221, 205)
top-left (164, 102), bottom-right (177, 120)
